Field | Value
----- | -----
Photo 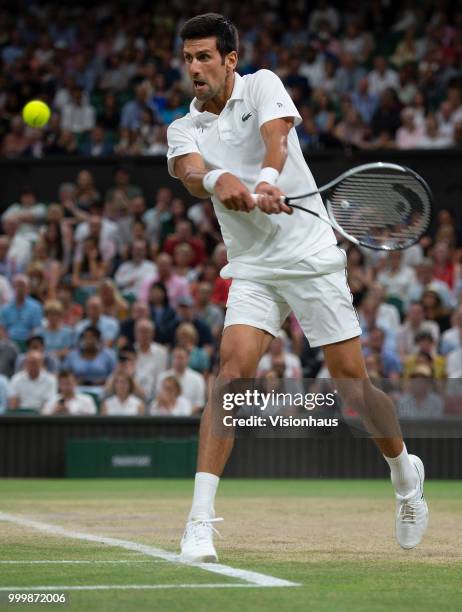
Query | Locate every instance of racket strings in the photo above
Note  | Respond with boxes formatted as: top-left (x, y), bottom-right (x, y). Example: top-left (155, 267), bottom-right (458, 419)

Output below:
top-left (329, 170), bottom-right (431, 249)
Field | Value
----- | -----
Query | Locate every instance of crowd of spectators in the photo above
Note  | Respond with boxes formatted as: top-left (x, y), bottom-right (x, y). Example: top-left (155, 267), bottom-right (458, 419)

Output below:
top-left (2, 1), bottom-right (462, 157)
top-left (0, 165), bottom-right (462, 419)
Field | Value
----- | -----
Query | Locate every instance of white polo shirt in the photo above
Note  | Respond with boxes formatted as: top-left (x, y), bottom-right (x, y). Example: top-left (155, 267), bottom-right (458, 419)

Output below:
top-left (167, 70), bottom-right (335, 279)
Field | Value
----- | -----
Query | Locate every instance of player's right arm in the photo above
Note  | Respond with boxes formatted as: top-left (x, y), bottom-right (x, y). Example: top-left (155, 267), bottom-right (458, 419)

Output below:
top-left (172, 152), bottom-right (256, 213)
top-left (167, 120), bottom-right (255, 212)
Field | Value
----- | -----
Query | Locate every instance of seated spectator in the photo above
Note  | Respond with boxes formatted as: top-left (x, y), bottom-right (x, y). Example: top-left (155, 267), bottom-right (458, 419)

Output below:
top-left (351, 77), bottom-right (379, 124)
top-left (0, 235), bottom-right (23, 280)
top-left (257, 332), bottom-right (302, 379)
top-left (101, 371), bottom-right (145, 416)
top-left (114, 240), bottom-right (157, 298)
top-left (72, 237), bottom-right (108, 295)
top-left (396, 365), bottom-right (444, 418)
top-left (41, 217), bottom-right (72, 273)
top-left (42, 370), bottom-right (97, 415)
top-left (176, 295), bottom-right (214, 353)
top-left (0, 274), bottom-right (43, 345)
top-left (103, 346), bottom-right (145, 401)
top-left (98, 279), bottom-right (129, 320)
top-left (0, 329), bottom-right (19, 378)
top-left (367, 56), bottom-right (399, 96)
top-left (63, 326), bottom-right (116, 386)
top-left (61, 86), bottom-right (96, 134)
top-left (370, 88), bottom-right (401, 147)
top-left (432, 241), bottom-right (458, 291)
top-left (397, 302), bottom-right (440, 359)
top-left (1, 217), bottom-right (32, 272)
top-left (15, 334), bottom-right (59, 374)
top-left (105, 166), bottom-right (143, 206)
top-left (1, 186), bottom-right (47, 241)
top-left (163, 219), bottom-right (206, 266)
top-left (139, 252), bottom-right (190, 307)
top-left (364, 283), bottom-right (401, 332)
top-left (2, 116), bottom-right (29, 157)
top-left (345, 245), bottom-right (372, 305)
top-left (79, 125), bottom-right (114, 156)
top-left (194, 281), bottom-right (224, 340)
top-left (75, 296), bottom-right (120, 347)
top-left (34, 299), bottom-right (74, 362)
top-left (377, 251), bottom-right (416, 312)
top-left (173, 243), bottom-right (198, 283)
top-left (7, 350), bottom-right (57, 411)
top-left (118, 300), bottom-right (150, 350)
top-left (417, 113), bottom-right (452, 148)
top-left (358, 297), bottom-right (397, 353)
top-left (421, 289), bottom-right (451, 334)
top-left (134, 318), bottom-right (169, 401)
top-left (57, 283), bottom-right (83, 327)
top-left (0, 274), bottom-right (13, 305)
top-left (147, 282), bottom-right (179, 346)
top-left (396, 108), bottom-right (425, 149)
top-left (175, 322), bottom-right (210, 373)
top-left (408, 258), bottom-right (455, 310)
top-left (157, 346), bottom-right (206, 413)
top-left (74, 170), bottom-right (101, 212)
top-left (74, 214), bottom-right (117, 263)
top-left (0, 373), bottom-right (7, 414)
top-left (440, 305), bottom-right (462, 355)
top-left (333, 105), bottom-right (369, 149)
top-left (149, 375), bottom-right (192, 416)
top-left (403, 331), bottom-right (446, 380)
top-left (362, 326), bottom-right (402, 379)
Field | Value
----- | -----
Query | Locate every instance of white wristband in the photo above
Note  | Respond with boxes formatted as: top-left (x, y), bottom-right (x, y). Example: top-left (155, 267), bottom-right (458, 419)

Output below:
top-left (203, 169), bottom-right (229, 194)
top-left (256, 166), bottom-right (280, 187)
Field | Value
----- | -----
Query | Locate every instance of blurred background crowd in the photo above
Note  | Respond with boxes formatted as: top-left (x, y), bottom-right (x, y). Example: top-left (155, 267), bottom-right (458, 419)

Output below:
top-left (1, 0), bottom-right (462, 157)
top-left (1, 0), bottom-right (462, 419)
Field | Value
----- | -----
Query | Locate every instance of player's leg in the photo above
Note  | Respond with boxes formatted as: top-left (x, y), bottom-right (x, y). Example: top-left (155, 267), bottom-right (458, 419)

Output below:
top-left (322, 337), bottom-right (428, 549)
top-left (181, 278), bottom-right (289, 562)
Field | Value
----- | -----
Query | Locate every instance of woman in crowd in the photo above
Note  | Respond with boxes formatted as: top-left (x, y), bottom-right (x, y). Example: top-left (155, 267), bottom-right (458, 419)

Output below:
top-left (98, 278), bottom-right (129, 320)
top-left (101, 371), bottom-right (145, 416)
top-left (34, 299), bottom-right (74, 362)
top-left (63, 326), bottom-right (116, 386)
top-left (75, 169), bottom-right (101, 211)
top-left (147, 281), bottom-right (178, 345)
top-left (72, 237), bottom-right (108, 296)
top-left (175, 322), bottom-right (210, 374)
top-left (149, 375), bottom-right (192, 416)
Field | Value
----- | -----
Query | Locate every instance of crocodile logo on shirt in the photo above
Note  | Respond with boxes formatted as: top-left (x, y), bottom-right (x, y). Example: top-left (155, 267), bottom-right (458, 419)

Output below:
top-left (241, 112), bottom-right (252, 122)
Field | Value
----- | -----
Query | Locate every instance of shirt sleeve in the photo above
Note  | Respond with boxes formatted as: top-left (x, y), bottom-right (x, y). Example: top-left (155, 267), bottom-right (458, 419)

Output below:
top-left (166, 119), bottom-right (200, 178)
top-left (249, 70), bottom-right (302, 129)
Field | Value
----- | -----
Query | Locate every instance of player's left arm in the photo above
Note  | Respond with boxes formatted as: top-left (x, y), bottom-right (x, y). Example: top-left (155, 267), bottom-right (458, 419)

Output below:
top-left (257, 118), bottom-right (294, 214)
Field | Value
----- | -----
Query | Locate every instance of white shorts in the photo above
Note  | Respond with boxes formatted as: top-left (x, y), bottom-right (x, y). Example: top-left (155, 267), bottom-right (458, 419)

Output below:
top-left (224, 245), bottom-right (361, 348)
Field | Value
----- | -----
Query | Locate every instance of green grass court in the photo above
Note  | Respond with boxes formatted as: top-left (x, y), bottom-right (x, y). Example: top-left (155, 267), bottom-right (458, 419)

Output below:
top-left (1, 479), bottom-right (461, 611)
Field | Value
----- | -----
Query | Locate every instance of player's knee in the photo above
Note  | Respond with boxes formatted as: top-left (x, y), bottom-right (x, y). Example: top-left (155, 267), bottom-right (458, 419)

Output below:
top-left (219, 358), bottom-right (255, 380)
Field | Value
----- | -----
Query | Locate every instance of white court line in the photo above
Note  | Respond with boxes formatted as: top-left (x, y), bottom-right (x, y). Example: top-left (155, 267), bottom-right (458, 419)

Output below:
top-left (0, 560), bottom-right (164, 564)
top-left (0, 512), bottom-right (299, 588)
top-left (0, 584), bottom-right (268, 591)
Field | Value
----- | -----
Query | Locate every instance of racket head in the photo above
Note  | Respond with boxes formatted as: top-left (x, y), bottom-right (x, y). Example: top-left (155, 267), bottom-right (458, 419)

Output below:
top-left (324, 162), bottom-right (433, 251)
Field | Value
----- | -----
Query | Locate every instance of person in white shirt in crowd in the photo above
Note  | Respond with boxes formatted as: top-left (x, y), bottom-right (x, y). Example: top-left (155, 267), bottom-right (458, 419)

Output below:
top-left (397, 302), bottom-right (440, 360)
top-left (75, 296), bottom-right (120, 348)
top-left (115, 239), bottom-right (157, 298)
top-left (149, 375), bottom-right (192, 416)
top-left (359, 297), bottom-right (397, 354)
top-left (417, 113), bottom-right (453, 149)
top-left (367, 56), bottom-right (399, 96)
top-left (42, 370), bottom-right (97, 415)
top-left (377, 251), bottom-right (417, 310)
top-left (440, 305), bottom-right (462, 355)
top-left (7, 350), bottom-right (57, 412)
top-left (134, 318), bottom-right (169, 402)
top-left (116, 195), bottom-right (147, 255)
top-left (437, 100), bottom-right (457, 141)
top-left (0, 374), bottom-right (8, 414)
top-left (396, 108), bottom-right (425, 149)
top-left (194, 281), bottom-right (224, 339)
top-left (101, 371), bottom-right (145, 416)
top-left (60, 86), bottom-right (96, 134)
top-left (74, 215), bottom-right (117, 263)
top-left (1, 186), bottom-right (47, 242)
top-left (257, 331), bottom-right (302, 379)
top-left (138, 252), bottom-right (190, 307)
top-left (407, 258), bottom-right (455, 310)
top-left (365, 283), bottom-right (401, 332)
top-left (1, 217), bottom-right (32, 271)
top-left (157, 346), bottom-right (206, 413)
top-left (396, 364), bottom-right (444, 418)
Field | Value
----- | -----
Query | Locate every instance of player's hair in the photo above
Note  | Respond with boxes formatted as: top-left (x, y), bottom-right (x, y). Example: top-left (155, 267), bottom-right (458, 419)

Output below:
top-left (180, 13), bottom-right (239, 58)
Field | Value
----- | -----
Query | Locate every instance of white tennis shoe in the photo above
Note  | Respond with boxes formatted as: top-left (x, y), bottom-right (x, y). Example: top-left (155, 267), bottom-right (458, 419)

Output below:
top-left (180, 517), bottom-right (223, 563)
top-left (395, 454), bottom-right (429, 549)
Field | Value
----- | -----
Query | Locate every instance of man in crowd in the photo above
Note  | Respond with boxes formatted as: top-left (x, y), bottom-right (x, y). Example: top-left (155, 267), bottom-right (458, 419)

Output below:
top-left (7, 350), bottom-right (57, 411)
top-left (42, 370), bottom-right (98, 415)
top-left (157, 346), bottom-right (206, 413)
top-left (0, 274), bottom-right (43, 345)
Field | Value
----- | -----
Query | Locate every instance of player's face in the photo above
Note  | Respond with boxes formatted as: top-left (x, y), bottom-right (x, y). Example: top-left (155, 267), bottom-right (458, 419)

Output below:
top-left (183, 37), bottom-right (236, 102)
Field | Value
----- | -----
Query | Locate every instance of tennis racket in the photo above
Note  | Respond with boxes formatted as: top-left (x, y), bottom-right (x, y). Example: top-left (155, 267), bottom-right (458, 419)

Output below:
top-left (252, 162), bottom-right (433, 251)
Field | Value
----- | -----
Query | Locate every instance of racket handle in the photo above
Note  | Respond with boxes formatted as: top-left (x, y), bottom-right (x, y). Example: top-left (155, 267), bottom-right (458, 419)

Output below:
top-left (250, 194), bottom-right (288, 204)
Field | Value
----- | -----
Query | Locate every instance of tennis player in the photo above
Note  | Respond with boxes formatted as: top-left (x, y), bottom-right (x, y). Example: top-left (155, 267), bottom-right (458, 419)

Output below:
top-left (166, 13), bottom-right (428, 562)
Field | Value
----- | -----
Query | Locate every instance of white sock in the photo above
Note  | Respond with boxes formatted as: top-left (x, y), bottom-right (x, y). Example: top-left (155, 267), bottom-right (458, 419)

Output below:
top-left (384, 444), bottom-right (417, 496)
top-left (188, 472), bottom-right (220, 521)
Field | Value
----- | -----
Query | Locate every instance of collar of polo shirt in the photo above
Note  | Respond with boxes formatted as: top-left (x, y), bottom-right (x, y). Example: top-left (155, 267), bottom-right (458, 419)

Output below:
top-left (190, 72), bottom-right (245, 126)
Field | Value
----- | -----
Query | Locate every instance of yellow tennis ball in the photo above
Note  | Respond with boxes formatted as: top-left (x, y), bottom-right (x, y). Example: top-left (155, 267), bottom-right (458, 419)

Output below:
top-left (22, 100), bottom-right (51, 128)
